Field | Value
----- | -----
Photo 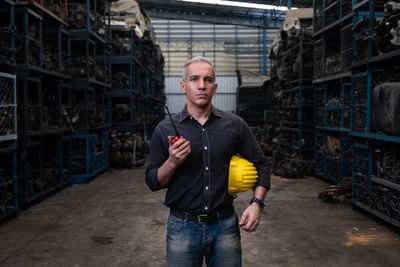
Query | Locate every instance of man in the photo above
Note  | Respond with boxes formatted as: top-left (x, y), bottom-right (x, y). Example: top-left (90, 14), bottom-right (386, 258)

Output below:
top-left (145, 56), bottom-right (270, 267)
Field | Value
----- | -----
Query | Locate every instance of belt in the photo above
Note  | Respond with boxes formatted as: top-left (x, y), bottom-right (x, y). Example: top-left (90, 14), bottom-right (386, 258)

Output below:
top-left (170, 207), bottom-right (234, 225)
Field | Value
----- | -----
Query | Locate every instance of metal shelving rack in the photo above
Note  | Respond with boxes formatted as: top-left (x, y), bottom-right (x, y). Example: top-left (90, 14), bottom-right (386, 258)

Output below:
top-left (109, 26), bottom-right (142, 131)
top-left (313, 0), bottom-right (354, 183)
top-left (278, 40), bottom-right (314, 159)
top-left (0, 71), bottom-right (17, 221)
top-left (71, 131), bottom-right (108, 183)
top-left (346, 0), bottom-right (400, 228)
top-left (68, 0), bottom-right (111, 182)
top-left (352, 141), bottom-right (400, 228)
top-left (13, 3), bottom-right (74, 205)
top-left (0, 144), bottom-right (18, 221)
top-left (0, 0), bottom-right (16, 70)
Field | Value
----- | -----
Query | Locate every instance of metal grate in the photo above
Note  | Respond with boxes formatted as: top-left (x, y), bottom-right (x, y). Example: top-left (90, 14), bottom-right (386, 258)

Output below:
top-left (353, 75), bottom-right (368, 105)
top-left (371, 184), bottom-right (400, 221)
top-left (342, 0), bottom-right (352, 16)
top-left (373, 148), bottom-right (400, 185)
top-left (327, 110), bottom-right (341, 128)
top-left (353, 174), bottom-right (369, 205)
top-left (0, 74), bottom-right (16, 140)
top-left (325, 2), bottom-right (340, 27)
top-left (352, 106), bottom-right (366, 132)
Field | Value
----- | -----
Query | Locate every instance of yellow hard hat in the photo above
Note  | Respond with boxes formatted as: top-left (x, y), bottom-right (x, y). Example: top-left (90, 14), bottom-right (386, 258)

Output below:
top-left (228, 155), bottom-right (258, 195)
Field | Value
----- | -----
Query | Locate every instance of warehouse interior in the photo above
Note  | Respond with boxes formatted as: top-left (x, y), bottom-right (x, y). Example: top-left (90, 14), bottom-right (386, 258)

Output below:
top-left (1, 0), bottom-right (400, 266)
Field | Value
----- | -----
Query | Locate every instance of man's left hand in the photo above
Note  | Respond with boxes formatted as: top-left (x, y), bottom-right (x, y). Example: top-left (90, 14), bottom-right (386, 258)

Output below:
top-left (238, 203), bottom-right (261, 232)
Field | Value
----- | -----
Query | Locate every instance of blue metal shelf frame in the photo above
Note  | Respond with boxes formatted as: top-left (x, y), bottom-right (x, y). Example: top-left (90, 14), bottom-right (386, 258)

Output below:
top-left (68, 0), bottom-right (110, 44)
top-left (14, 7), bottom-right (43, 69)
top-left (314, 129), bottom-right (352, 183)
top-left (0, 0), bottom-right (16, 68)
top-left (313, 0), bottom-right (353, 35)
top-left (280, 127), bottom-right (314, 158)
top-left (281, 41), bottom-right (314, 84)
top-left (15, 0), bottom-right (69, 26)
top-left (314, 77), bottom-right (351, 132)
top-left (0, 144), bottom-right (18, 221)
top-left (110, 93), bottom-right (136, 130)
top-left (42, 27), bottom-right (71, 75)
top-left (17, 76), bottom-right (44, 139)
top-left (349, 68), bottom-right (400, 143)
top-left (110, 26), bottom-right (142, 60)
top-left (110, 60), bottom-right (138, 94)
top-left (352, 140), bottom-right (400, 228)
top-left (281, 85), bottom-right (314, 130)
top-left (352, 0), bottom-right (385, 63)
top-left (59, 134), bottom-right (72, 185)
top-left (71, 133), bottom-right (108, 183)
top-left (19, 138), bottom-right (64, 204)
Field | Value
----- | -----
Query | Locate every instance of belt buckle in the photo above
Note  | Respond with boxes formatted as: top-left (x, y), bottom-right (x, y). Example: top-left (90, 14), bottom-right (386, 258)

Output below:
top-left (197, 214), bottom-right (209, 224)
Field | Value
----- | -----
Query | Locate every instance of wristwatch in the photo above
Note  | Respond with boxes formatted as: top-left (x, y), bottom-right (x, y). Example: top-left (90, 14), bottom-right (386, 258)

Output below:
top-left (250, 197), bottom-right (265, 209)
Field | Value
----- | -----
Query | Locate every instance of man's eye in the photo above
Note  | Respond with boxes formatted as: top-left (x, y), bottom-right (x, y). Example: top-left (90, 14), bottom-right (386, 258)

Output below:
top-left (190, 77), bottom-right (197, 81)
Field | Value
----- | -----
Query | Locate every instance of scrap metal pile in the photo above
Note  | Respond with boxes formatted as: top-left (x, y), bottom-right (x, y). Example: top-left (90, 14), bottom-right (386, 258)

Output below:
top-left (373, 147), bottom-right (400, 184)
top-left (354, 2), bottom-right (400, 61)
top-left (318, 176), bottom-right (352, 202)
top-left (0, 168), bottom-right (15, 213)
top-left (0, 26), bottom-right (16, 65)
top-left (109, 130), bottom-right (149, 167)
top-left (269, 12), bottom-right (313, 82)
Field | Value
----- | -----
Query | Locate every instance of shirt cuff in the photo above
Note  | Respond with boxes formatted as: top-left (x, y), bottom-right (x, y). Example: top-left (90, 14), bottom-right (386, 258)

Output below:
top-left (146, 167), bottom-right (166, 191)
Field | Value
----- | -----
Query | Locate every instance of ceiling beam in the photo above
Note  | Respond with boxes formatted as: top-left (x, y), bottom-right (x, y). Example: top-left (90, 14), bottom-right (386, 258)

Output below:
top-left (137, 0), bottom-right (285, 28)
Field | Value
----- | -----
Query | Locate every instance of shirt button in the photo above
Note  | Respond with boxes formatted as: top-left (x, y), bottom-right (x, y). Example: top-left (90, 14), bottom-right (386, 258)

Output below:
top-left (205, 166), bottom-right (209, 170)
top-left (205, 206), bottom-right (208, 210)
top-left (205, 186), bottom-right (209, 190)
top-left (190, 116), bottom-right (193, 119)
top-left (202, 128), bottom-right (205, 131)
top-left (204, 146), bottom-right (208, 150)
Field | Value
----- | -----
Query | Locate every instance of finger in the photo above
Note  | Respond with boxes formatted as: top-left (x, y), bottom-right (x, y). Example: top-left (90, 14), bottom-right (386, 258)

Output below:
top-left (238, 213), bottom-right (248, 226)
top-left (168, 136), bottom-right (173, 146)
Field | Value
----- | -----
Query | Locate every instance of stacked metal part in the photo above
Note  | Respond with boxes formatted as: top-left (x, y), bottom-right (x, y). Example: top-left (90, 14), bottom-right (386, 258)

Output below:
top-left (11, 1), bottom-right (73, 207)
top-left (0, 70), bottom-right (17, 222)
top-left (267, 9), bottom-right (315, 178)
top-left (312, 0), bottom-right (354, 188)
top-left (312, 0), bottom-right (400, 228)
top-left (68, 0), bottom-right (111, 183)
top-left (350, 0), bottom-right (400, 228)
top-left (108, 0), bottom-right (165, 167)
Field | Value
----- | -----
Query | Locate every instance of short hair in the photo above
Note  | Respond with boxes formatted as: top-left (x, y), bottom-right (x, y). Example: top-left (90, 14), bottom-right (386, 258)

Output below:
top-left (182, 56), bottom-right (216, 82)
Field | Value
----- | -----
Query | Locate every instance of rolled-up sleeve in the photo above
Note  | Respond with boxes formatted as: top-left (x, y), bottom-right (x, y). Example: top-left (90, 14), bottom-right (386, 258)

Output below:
top-left (145, 126), bottom-right (169, 191)
top-left (238, 118), bottom-right (270, 190)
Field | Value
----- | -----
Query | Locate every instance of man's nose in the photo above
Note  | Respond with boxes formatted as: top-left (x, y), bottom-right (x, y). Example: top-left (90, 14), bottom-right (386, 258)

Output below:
top-left (198, 79), bottom-right (206, 89)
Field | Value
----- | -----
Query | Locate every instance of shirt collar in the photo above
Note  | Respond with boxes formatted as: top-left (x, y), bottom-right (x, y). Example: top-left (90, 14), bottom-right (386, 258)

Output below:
top-left (178, 105), bottom-right (222, 123)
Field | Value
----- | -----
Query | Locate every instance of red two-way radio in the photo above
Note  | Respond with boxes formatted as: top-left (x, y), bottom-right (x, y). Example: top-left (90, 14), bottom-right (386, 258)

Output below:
top-left (166, 105), bottom-right (183, 144)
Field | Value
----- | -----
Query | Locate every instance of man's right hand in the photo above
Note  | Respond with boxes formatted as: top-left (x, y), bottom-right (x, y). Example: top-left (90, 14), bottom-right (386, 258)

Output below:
top-left (168, 136), bottom-right (191, 167)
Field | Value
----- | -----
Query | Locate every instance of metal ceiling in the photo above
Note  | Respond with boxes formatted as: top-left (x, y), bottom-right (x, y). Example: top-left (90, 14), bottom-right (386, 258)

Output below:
top-left (228, 0), bottom-right (313, 8)
top-left (136, 0), bottom-right (310, 28)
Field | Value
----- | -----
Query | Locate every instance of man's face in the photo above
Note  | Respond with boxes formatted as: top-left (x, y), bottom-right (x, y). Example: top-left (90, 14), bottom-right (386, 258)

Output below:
top-left (180, 62), bottom-right (218, 109)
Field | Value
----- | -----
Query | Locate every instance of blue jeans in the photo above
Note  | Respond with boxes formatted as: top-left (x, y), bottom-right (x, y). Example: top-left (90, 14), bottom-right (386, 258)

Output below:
top-left (166, 212), bottom-right (242, 267)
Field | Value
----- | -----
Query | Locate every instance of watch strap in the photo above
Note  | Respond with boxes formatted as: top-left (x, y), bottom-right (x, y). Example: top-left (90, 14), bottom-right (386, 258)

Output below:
top-left (250, 197), bottom-right (265, 209)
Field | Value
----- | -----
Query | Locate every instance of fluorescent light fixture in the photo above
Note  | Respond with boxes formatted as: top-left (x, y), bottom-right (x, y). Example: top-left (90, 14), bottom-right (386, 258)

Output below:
top-left (179, 0), bottom-right (292, 11)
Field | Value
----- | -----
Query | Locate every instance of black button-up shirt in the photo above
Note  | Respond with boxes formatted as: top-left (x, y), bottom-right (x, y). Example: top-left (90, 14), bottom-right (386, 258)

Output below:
top-left (145, 106), bottom-right (270, 213)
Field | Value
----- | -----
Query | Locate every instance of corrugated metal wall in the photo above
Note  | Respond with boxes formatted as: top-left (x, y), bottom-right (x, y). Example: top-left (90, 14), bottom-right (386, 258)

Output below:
top-left (151, 18), bottom-right (279, 76)
top-left (151, 17), bottom-right (278, 115)
top-left (165, 76), bottom-right (238, 114)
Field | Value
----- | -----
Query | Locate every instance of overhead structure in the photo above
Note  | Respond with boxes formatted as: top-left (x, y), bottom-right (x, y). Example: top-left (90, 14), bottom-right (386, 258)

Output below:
top-left (136, 0), bottom-right (287, 28)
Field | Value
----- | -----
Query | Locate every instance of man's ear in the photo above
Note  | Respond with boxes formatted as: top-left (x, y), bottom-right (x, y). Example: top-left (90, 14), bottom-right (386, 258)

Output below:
top-left (213, 82), bottom-right (218, 94)
top-left (180, 81), bottom-right (186, 94)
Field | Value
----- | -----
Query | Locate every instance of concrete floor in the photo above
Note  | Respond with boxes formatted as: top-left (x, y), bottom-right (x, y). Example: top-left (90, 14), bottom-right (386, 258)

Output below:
top-left (1, 167), bottom-right (400, 267)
